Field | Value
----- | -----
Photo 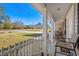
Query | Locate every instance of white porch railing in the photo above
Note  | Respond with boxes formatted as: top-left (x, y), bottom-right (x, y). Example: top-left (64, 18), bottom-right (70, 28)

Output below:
top-left (0, 36), bottom-right (43, 56)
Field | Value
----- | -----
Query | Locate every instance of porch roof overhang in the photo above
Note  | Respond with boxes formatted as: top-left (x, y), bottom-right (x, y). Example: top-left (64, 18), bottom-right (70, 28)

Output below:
top-left (31, 3), bottom-right (72, 21)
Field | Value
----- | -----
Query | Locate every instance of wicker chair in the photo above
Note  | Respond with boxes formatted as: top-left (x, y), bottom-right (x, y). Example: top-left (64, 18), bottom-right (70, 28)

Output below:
top-left (54, 33), bottom-right (79, 56)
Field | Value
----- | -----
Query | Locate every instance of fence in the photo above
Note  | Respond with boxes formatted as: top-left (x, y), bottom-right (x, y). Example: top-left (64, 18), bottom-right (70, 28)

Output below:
top-left (0, 36), bottom-right (43, 56)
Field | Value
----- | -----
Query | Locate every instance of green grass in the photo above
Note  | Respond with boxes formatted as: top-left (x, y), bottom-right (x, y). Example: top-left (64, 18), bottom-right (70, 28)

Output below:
top-left (0, 31), bottom-right (42, 48)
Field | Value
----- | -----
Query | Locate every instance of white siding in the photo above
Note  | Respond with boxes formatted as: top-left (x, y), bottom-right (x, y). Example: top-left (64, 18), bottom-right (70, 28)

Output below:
top-left (74, 4), bottom-right (78, 33)
top-left (66, 4), bottom-right (74, 38)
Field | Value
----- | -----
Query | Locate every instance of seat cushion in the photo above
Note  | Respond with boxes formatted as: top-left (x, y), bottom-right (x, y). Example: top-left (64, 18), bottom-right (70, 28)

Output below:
top-left (56, 41), bottom-right (74, 50)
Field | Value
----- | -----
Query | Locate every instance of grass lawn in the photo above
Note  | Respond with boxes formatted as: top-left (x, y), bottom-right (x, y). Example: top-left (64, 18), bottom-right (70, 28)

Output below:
top-left (0, 31), bottom-right (42, 48)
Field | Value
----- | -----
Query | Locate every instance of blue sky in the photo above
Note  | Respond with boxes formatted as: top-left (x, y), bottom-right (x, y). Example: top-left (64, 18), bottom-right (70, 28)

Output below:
top-left (0, 3), bottom-right (42, 25)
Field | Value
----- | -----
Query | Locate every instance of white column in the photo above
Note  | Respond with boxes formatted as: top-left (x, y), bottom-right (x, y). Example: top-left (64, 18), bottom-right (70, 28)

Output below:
top-left (50, 19), bottom-right (54, 42)
top-left (42, 6), bottom-right (48, 56)
top-left (49, 18), bottom-right (56, 56)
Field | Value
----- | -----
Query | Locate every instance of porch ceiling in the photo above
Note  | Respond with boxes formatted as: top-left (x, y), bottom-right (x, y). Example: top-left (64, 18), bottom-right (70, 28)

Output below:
top-left (32, 3), bottom-right (72, 21)
top-left (46, 3), bottom-right (72, 20)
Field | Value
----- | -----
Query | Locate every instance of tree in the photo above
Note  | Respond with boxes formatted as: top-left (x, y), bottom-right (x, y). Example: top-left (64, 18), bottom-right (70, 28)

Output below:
top-left (34, 22), bottom-right (42, 29)
top-left (2, 15), bottom-right (11, 22)
top-left (12, 21), bottom-right (24, 29)
top-left (1, 15), bottom-right (12, 29)
top-left (0, 6), bottom-right (4, 16)
top-left (3, 22), bottom-right (13, 29)
top-left (0, 24), bottom-right (4, 29)
top-left (0, 6), bottom-right (12, 30)
top-left (13, 20), bottom-right (24, 26)
top-left (25, 25), bottom-right (34, 29)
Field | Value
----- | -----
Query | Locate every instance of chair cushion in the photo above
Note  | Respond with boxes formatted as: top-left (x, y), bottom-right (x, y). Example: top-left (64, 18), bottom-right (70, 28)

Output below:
top-left (56, 41), bottom-right (74, 50)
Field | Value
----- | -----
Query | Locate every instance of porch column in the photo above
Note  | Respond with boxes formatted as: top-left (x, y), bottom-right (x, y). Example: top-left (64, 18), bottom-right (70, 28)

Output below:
top-left (42, 5), bottom-right (48, 56)
top-left (50, 18), bottom-right (55, 42)
top-left (50, 19), bottom-right (54, 55)
top-left (49, 18), bottom-right (56, 55)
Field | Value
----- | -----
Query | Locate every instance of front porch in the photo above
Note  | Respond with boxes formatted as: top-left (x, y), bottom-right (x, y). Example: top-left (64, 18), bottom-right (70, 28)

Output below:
top-left (32, 3), bottom-right (79, 56)
top-left (0, 3), bottom-right (79, 56)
